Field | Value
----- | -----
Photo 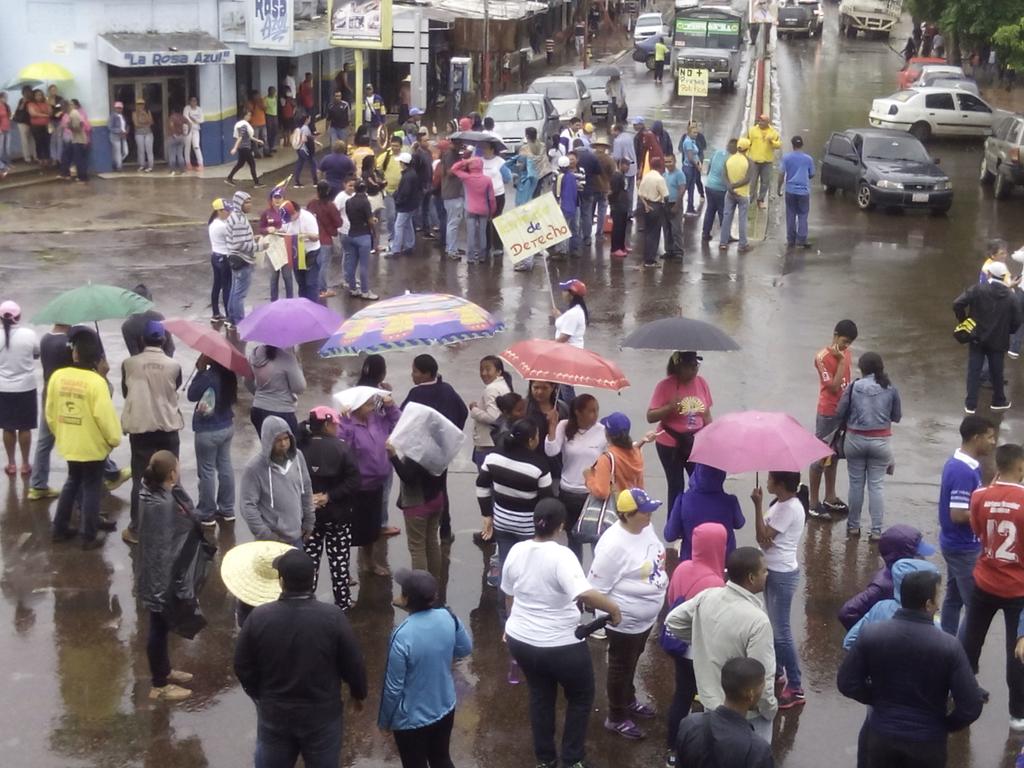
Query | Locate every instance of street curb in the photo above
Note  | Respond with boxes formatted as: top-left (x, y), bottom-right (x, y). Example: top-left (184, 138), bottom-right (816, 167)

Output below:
top-left (0, 219), bottom-right (210, 235)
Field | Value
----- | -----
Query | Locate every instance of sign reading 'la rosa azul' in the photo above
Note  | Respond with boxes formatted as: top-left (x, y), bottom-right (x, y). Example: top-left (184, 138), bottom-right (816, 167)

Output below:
top-left (249, 0), bottom-right (294, 50)
top-left (122, 50), bottom-right (235, 66)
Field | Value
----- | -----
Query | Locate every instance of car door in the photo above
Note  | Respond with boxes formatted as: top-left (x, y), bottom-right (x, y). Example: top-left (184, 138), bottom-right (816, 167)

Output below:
top-left (577, 80), bottom-right (591, 120)
top-left (544, 97), bottom-right (560, 143)
top-left (956, 92), bottom-right (994, 136)
top-left (922, 92), bottom-right (958, 135)
top-left (823, 134), bottom-right (859, 190)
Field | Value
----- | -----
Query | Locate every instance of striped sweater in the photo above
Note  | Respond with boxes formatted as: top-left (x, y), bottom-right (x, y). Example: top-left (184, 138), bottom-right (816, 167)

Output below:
top-left (476, 446), bottom-right (553, 537)
top-left (226, 211), bottom-right (256, 264)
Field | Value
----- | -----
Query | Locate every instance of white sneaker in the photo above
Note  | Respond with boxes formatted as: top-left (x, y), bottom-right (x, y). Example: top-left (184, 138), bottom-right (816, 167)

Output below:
top-left (1009, 351), bottom-right (1020, 359)
top-left (1011, 716), bottom-right (1024, 731)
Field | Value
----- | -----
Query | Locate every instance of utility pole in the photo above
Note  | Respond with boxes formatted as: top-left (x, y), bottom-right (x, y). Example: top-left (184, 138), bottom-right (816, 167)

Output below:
top-left (483, 0), bottom-right (491, 102)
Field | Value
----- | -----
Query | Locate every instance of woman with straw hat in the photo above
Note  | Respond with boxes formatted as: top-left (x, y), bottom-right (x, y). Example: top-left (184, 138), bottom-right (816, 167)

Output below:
top-left (220, 539), bottom-right (294, 626)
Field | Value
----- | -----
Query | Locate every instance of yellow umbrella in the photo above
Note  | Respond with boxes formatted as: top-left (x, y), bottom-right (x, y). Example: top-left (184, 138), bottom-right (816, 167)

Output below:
top-left (5, 62), bottom-right (74, 90)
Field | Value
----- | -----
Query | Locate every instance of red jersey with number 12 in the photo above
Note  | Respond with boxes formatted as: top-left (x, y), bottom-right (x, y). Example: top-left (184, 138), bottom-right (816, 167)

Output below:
top-left (971, 481), bottom-right (1024, 598)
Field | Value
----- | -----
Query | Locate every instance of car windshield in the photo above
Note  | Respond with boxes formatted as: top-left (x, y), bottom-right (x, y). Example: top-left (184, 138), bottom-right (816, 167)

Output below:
top-left (487, 101), bottom-right (543, 122)
top-left (579, 76), bottom-right (607, 91)
top-left (863, 137), bottom-right (930, 162)
top-left (638, 14), bottom-right (663, 26)
top-left (532, 82), bottom-right (578, 100)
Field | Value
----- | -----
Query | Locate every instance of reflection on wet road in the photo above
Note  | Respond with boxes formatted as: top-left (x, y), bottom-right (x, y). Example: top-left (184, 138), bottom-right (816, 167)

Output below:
top-left (4, 6), bottom-right (1024, 766)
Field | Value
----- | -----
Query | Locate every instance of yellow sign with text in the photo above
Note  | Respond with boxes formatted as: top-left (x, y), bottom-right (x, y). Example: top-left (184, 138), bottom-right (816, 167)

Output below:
top-left (677, 67), bottom-right (710, 97)
top-left (493, 193), bottom-right (571, 265)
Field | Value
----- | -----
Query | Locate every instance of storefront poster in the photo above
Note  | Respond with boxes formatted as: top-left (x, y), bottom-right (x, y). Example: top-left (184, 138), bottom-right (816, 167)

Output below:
top-left (219, 0), bottom-right (248, 42)
top-left (249, 0), bottom-right (294, 50)
top-left (328, 0), bottom-right (393, 50)
top-left (492, 193), bottom-right (571, 265)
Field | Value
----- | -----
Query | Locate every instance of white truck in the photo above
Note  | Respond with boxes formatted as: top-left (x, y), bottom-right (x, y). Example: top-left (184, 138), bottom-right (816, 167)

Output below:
top-left (838, 0), bottom-right (902, 38)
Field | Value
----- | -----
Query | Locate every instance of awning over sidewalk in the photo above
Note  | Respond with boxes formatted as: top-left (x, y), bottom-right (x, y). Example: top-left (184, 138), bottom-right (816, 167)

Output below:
top-left (98, 32), bottom-right (234, 68)
top-left (403, 0), bottom-right (547, 22)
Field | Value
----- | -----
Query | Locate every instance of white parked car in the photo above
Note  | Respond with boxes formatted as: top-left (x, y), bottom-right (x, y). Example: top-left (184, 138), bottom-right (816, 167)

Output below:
top-left (634, 12), bottom-right (669, 44)
top-left (868, 87), bottom-right (995, 141)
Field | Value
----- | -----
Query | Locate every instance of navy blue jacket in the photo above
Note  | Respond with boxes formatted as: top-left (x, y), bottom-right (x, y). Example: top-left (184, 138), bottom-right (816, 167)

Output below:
top-left (837, 608), bottom-right (983, 742)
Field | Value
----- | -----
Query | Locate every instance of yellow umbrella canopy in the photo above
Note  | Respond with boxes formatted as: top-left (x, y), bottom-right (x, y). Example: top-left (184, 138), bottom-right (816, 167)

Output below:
top-left (6, 62), bottom-right (74, 90)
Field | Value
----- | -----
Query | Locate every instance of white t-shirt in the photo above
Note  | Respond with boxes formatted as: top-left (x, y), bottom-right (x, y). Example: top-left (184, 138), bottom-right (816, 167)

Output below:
top-left (763, 496), bottom-right (805, 572)
top-left (502, 539), bottom-right (593, 647)
top-left (544, 420), bottom-right (607, 493)
top-left (588, 523), bottom-right (668, 633)
top-left (554, 304), bottom-right (586, 348)
top-left (183, 105), bottom-right (204, 132)
top-left (481, 155), bottom-right (506, 197)
top-left (284, 208), bottom-right (321, 247)
top-left (0, 326), bottom-right (40, 393)
top-left (208, 217), bottom-right (229, 254)
top-left (333, 190), bottom-right (353, 235)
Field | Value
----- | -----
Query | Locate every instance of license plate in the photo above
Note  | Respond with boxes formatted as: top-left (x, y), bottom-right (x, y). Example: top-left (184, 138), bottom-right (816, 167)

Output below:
top-left (912, 192), bottom-right (929, 202)
top-left (593, 106), bottom-right (607, 114)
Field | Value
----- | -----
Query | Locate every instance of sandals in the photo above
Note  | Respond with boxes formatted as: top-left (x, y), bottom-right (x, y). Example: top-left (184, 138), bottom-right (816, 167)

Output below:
top-left (4, 464), bottom-right (15, 476)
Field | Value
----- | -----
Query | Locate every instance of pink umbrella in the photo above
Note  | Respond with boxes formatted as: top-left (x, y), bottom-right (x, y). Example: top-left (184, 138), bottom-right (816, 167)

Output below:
top-left (688, 411), bottom-right (832, 473)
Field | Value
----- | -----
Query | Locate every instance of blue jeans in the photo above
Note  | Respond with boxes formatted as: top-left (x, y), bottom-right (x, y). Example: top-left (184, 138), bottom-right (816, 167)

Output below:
top-left (683, 165), bottom-right (699, 211)
top-left (765, 568), bottom-right (802, 689)
top-left (343, 234), bottom-right (372, 293)
top-left (720, 193), bottom-right (749, 248)
top-left (384, 195), bottom-right (396, 244)
top-left (702, 188), bottom-right (726, 238)
top-left (270, 265), bottom-right (294, 301)
top-left (210, 253), bottom-right (232, 317)
top-left (941, 547), bottom-right (979, 636)
top-left (294, 150), bottom-right (317, 186)
top-left (328, 126), bottom-right (348, 144)
top-left (317, 241), bottom-right (333, 292)
top-left (53, 460), bottom-right (105, 541)
top-left (228, 264), bottom-right (253, 325)
top-left (444, 197), bottom-right (465, 255)
top-left (0, 130), bottom-right (9, 163)
top-left (29, 415), bottom-right (54, 490)
top-left (785, 192), bottom-right (810, 244)
top-left (466, 213), bottom-right (488, 262)
top-left (255, 713), bottom-right (343, 768)
top-left (844, 432), bottom-right (893, 533)
top-left (393, 210), bottom-right (416, 253)
top-left (595, 195), bottom-right (608, 240)
top-left (295, 250), bottom-right (320, 303)
top-left (194, 426), bottom-right (235, 521)
top-left (556, 208), bottom-right (580, 254)
top-left (579, 193), bottom-right (599, 245)
top-left (168, 136), bottom-right (186, 171)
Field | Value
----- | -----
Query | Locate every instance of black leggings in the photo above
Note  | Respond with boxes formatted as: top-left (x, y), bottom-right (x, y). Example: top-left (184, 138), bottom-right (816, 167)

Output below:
top-left (393, 709), bottom-right (456, 768)
top-left (666, 655), bottom-right (697, 748)
top-left (656, 440), bottom-right (692, 513)
top-left (147, 610), bottom-right (172, 687)
top-left (228, 147), bottom-right (258, 182)
top-left (487, 194), bottom-right (506, 253)
top-left (611, 208), bottom-right (629, 252)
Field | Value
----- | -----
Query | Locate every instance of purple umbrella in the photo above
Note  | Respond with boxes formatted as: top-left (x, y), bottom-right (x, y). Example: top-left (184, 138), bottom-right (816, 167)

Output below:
top-left (237, 299), bottom-right (344, 347)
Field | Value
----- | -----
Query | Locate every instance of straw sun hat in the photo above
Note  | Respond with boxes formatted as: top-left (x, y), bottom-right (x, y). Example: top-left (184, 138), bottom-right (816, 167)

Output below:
top-left (220, 541), bottom-right (295, 607)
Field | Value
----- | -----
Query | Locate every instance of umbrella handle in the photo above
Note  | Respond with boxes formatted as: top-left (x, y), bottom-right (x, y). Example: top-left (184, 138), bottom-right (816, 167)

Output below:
top-left (542, 254), bottom-right (558, 313)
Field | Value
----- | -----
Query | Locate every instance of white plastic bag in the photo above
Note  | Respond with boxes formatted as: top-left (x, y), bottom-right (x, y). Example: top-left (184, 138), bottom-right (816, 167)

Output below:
top-left (388, 402), bottom-right (465, 476)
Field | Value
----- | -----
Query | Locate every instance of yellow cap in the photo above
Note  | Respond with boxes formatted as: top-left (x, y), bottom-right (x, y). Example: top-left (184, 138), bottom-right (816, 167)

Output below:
top-left (737, 137), bottom-right (751, 151)
top-left (584, 122), bottom-right (595, 133)
top-left (211, 198), bottom-right (226, 211)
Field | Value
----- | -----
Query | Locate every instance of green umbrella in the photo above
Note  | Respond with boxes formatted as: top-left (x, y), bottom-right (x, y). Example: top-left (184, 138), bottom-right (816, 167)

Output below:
top-left (32, 284), bottom-right (154, 325)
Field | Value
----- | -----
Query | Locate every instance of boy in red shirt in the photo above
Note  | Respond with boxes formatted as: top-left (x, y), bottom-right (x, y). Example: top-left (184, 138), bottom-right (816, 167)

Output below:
top-left (963, 442), bottom-right (1024, 730)
top-left (809, 319), bottom-right (857, 518)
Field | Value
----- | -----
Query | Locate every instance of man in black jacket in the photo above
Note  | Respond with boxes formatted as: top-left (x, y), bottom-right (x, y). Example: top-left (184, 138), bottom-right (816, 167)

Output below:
top-left (954, 259), bottom-right (1021, 414)
top-left (837, 569), bottom-right (984, 768)
top-left (391, 152), bottom-right (421, 257)
top-left (675, 657), bottom-right (774, 768)
top-left (402, 353), bottom-right (468, 543)
top-left (234, 549), bottom-right (368, 767)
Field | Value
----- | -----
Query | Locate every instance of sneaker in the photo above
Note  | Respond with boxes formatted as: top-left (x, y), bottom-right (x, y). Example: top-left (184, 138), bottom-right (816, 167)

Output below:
top-left (121, 527), bottom-right (139, 545)
top-left (361, 292), bottom-right (380, 301)
top-left (200, 519), bottom-right (217, 528)
top-left (535, 762), bottom-right (559, 768)
top-left (964, 406), bottom-right (977, 415)
top-left (992, 401), bottom-right (1013, 411)
top-left (149, 683), bottom-right (192, 702)
top-left (217, 514), bottom-right (236, 523)
top-left (778, 687), bottom-right (806, 709)
top-left (81, 531), bottom-right (107, 551)
top-left (486, 553), bottom-right (500, 588)
top-left (507, 659), bottom-right (521, 685)
top-left (224, 178), bottom-right (237, 186)
top-left (97, 519), bottom-right (117, 532)
top-left (167, 670), bottom-right (194, 684)
top-left (822, 499), bottom-right (849, 514)
top-left (628, 700), bottom-right (657, 719)
top-left (868, 530), bottom-right (883, 542)
top-left (807, 503), bottom-right (830, 520)
top-left (104, 467), bottom-right (132, 491)
top-left (1011, 716), bottom-right (1024, 731)
top-left (847, 527), bottom-right (861, 538)
top-left (1010, 351), bottom-right (1021, 360)
top-left (604, 717), bottom-right (645, 740)
top-left (665, 750), bottom-right (678, 768)
top-left (27, 487), bottom-right (60, 500)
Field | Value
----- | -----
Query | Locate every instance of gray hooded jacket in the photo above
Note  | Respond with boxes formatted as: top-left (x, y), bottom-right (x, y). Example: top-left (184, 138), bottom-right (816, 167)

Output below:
top-left (248, 345), bottom-right (306, 413)
top-left (241, 416), bottom-right (314, 542)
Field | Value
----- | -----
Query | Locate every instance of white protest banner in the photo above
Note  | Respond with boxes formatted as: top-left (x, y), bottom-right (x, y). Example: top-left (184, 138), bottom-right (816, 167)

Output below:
top-left (492, 193), bottom-right (571, 265)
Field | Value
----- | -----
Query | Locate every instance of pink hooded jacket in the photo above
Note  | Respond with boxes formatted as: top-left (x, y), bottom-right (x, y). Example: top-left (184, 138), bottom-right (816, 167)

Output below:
top-left (667, 521), bottom-right (727, 606)
top-left (451, 157), bottom-right (496, 217)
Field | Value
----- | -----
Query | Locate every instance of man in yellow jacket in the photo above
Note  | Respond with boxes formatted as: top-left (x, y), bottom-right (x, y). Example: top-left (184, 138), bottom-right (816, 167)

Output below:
top-left (747, 113), bottom-right (782, 209)
top-left (47, 330), bottom-right (122, 549)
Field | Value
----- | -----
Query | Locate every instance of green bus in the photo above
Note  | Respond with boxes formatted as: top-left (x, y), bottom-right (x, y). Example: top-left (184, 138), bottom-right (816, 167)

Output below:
top-left (673, 5), bottom-right (744, 92)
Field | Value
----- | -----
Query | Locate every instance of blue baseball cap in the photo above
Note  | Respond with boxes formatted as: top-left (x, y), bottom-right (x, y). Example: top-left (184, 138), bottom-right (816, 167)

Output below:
top-left (409, 107), bottom-right (424, 117)
top-left (144, 319), bottom-right (165, 343)
top-left (617, 488), bottom-right (662, 514)
top-left (600, 412), bottom-right (631, 437)
top-left (630, 115), bottom-right (646, 125)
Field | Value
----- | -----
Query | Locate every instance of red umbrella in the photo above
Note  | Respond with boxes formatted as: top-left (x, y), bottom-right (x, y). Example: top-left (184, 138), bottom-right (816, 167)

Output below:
top-left (688, 411), bottom-right (832, 474)
top-left (163, 318), bottom-right (253, 378)
top-left (499, 339), bottom-right (630, 391)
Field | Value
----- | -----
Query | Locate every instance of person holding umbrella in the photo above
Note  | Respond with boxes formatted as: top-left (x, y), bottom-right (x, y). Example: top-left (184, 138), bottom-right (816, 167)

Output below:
top-left (186, 355), bottom-right (238, 528)
top-left (646, 351), bottom-right (714, 511)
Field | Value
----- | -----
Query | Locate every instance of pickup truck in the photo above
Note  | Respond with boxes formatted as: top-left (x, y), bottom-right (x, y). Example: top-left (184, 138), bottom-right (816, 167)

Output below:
top-left (838, 0), bottom-right (902, 38)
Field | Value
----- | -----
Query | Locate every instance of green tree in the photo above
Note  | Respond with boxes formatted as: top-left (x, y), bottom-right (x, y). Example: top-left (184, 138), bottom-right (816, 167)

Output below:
top-left (993, 17), bottom-right (1024, 69)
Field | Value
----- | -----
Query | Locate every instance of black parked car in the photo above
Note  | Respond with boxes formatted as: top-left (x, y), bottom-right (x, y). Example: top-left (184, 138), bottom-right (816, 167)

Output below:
top-left (777, 0), bottom-right (823, 38)
top-left (820, 128), bottom-right (953, 215)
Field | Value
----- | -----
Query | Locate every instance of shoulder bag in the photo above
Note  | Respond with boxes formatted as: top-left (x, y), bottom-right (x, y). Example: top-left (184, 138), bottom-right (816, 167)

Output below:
top-left (574, 452), bottom-right (619, 544)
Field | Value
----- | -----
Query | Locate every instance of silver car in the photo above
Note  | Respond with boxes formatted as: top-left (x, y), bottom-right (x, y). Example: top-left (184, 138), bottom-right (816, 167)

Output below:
top-left (483, 94), bottom-right (561, 154)
top-left (527, 75), bottom-right (592, 124)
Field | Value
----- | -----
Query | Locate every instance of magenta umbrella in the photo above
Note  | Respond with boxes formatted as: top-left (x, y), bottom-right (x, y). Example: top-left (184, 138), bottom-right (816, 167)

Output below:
top-left (688, 411), bottom-right (833, 474)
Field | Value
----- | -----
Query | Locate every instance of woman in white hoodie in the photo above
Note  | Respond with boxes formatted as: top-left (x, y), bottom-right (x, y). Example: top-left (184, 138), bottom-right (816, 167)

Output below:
top-left (468, 355), bottom-right (512, 467)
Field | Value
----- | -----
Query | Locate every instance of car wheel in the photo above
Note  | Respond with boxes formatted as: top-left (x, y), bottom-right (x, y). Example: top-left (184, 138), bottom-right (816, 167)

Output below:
top-left (979, 156), bottom-right (995, 185)
top-left (995, 171), bottom-right (1011, 200)
top-left (856, 181), bottom-right (874, 210)
top-left (645, 55), bottom-right (656, 71)
top-left (909, 121), bottom-right (932, 142)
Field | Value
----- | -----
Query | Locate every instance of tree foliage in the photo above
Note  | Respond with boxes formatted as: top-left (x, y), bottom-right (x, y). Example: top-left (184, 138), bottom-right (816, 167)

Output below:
top-left (993, 17), bottom-right (1024, 69)
top-left (908, 0), bottom-right (1024, 45)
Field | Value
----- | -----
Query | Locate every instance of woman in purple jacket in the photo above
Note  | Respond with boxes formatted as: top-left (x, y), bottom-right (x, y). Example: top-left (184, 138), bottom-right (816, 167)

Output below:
top-left (338, 387), bottom-right (401, 576)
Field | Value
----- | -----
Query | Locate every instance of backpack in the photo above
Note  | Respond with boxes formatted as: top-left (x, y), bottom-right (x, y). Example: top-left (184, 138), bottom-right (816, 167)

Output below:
top-left (290, 127), bottom-right (303, 150)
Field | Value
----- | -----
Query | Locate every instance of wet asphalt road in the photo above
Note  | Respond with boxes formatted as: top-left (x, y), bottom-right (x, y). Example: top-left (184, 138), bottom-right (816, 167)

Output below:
top-left (5, 7), bottom-right (1024, 767)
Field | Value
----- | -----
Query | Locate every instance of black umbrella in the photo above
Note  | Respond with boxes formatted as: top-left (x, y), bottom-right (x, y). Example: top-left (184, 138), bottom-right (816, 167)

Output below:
top-left (621, 317), bottom-right (741, 352)
top-left (449, 131), bottom-right (507, 152)
top-left (589, 65), bottom-right (622, 78)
